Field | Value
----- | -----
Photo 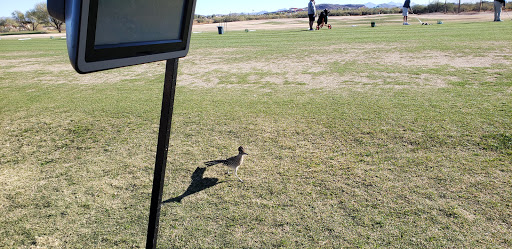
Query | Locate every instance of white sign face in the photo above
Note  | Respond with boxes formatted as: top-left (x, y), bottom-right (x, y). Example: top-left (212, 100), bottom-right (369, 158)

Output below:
top-left (95, 0), bottom-right (185, 47)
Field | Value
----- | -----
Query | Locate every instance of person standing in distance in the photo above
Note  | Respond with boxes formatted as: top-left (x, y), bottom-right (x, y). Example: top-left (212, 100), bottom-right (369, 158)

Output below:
top-left (494, 0), bottom-right (505, 22)
top-left (308, 0), bottom-right (317, 31)
top-left (403, 0), bottom-right (411, 25)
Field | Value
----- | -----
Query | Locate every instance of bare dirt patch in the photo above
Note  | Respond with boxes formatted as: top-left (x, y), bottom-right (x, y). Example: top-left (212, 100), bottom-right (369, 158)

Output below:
top-left (1, 57), bottom-right (70, 73)
top-left (0, 52), bottom-right (167, 85)
top-left (177, 36), bottom-right (508, 89)
top-left (378, 49), bottom-right (512, 68)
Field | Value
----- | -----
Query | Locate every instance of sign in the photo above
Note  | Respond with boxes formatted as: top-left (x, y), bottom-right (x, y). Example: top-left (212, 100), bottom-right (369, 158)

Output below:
top-left (48, 0), bottom-right (196, 73)
top-left (48, 1), bottom-right (197, 247)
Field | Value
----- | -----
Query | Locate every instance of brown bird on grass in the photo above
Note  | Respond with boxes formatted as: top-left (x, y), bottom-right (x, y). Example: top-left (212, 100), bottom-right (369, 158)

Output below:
top-left (204, 146), bottom-right (248, 182)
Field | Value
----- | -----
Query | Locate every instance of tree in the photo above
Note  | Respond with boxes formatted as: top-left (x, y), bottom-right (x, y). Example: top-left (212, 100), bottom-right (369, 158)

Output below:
top-left (11, 10), bottom-right (26, 23)
top-left (0, 17), bottom-right (17, 32)
top-left (25, 3), bottom-right (50, 31)
top-left (48, 3), bottom-right (65, 34)
top-left (30, 2), bottom-right (65, 33)
top-left (0, 17), bottom-right (10, 27)
top-left (11, 10), bottom-right (30, 30)
top-left (49, 16), bottom-right (64, 33)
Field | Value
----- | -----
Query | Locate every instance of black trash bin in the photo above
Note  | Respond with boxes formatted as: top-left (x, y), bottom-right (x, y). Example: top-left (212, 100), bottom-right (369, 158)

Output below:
top-left (217, 26), bottom-right (224, 34)
top-left (371, 22), bottom-right (376, 27)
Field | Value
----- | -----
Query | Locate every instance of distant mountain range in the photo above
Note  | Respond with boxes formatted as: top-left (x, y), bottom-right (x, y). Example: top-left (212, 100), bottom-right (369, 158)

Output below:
top-left (315, 4), bottom-right (365, 10)
top-left (315, 2), bottom-right (405, 10)
top-left (215, 2), bottom-right (413, 16)
top-left (364, 2), bottom-right (404, 8)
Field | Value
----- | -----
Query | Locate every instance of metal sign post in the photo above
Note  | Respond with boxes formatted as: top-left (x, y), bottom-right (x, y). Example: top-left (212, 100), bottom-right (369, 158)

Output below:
top-left (146, 58), bottom-right (179, 249)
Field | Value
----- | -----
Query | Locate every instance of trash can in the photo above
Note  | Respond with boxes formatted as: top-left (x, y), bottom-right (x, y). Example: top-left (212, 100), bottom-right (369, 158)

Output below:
top-left (371, 22), bottom-right (376, 27)
top-left (217, 26), bottom-right (224, 34)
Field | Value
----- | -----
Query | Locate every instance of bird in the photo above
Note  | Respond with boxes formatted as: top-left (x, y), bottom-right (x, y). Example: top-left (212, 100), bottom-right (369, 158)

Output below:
top-left (204, 146), bottom-right (248, 182)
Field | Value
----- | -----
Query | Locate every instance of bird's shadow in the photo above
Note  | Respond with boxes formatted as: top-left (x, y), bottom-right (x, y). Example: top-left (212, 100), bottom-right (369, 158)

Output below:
top-left (163, 167), bottom-right (223, 203)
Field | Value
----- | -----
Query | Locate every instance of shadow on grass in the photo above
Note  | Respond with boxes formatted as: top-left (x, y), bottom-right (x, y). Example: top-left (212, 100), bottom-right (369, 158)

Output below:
top-left (163, 167), bottom-right (223, 203)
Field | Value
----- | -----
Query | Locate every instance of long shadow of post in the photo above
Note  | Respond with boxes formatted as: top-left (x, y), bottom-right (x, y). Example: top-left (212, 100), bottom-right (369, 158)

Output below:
top-left (163, 167), bottom-right (222, 203)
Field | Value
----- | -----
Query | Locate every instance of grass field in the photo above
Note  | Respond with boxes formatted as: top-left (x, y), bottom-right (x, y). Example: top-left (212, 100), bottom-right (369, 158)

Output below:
top-left (1, 16), bottom-right (511, 248)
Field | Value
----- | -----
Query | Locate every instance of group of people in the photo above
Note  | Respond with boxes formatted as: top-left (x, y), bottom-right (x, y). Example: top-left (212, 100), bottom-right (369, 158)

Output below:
top-left (307, 0), bottom-right (330, 31)
top-left (309, 0), bottom-right (507, 29)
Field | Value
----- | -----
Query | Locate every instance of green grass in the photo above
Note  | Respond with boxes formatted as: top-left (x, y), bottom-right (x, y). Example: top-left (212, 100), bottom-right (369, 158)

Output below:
top-left (1, 17), bottom-right (511, 248)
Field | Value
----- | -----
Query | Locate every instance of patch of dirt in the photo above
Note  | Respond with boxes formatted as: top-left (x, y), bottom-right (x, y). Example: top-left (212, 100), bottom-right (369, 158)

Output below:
top-left (378, 50), bottom-right (511, 68)
top-left (0, 52), bottom-right (167, 85)
top-left (177, 36), bottom-right (509, 89)
top-left (1, 58), bottom-right (70, 73)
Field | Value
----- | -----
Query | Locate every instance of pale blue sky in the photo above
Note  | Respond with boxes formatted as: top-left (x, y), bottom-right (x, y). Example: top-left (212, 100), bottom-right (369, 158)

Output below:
top-left (1, 0), bottom-right (478, 18)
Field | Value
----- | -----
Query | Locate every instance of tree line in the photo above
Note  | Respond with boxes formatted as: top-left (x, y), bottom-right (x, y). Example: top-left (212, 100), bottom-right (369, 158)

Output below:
top-left (1, 2), bottom-right (63, 33)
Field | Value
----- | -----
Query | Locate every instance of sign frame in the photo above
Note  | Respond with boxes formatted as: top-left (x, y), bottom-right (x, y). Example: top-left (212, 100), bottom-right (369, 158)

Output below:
top-left (53, 0), bottom-right (196, 73)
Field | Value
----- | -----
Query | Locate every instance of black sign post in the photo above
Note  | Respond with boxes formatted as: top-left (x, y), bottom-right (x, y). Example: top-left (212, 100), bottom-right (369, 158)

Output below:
top-left (146, 58), bottom-right (179, 249)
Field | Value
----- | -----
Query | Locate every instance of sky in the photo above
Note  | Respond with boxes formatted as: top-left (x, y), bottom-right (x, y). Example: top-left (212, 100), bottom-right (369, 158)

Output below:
top-left (1, 0), bottom-right (479, 18)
